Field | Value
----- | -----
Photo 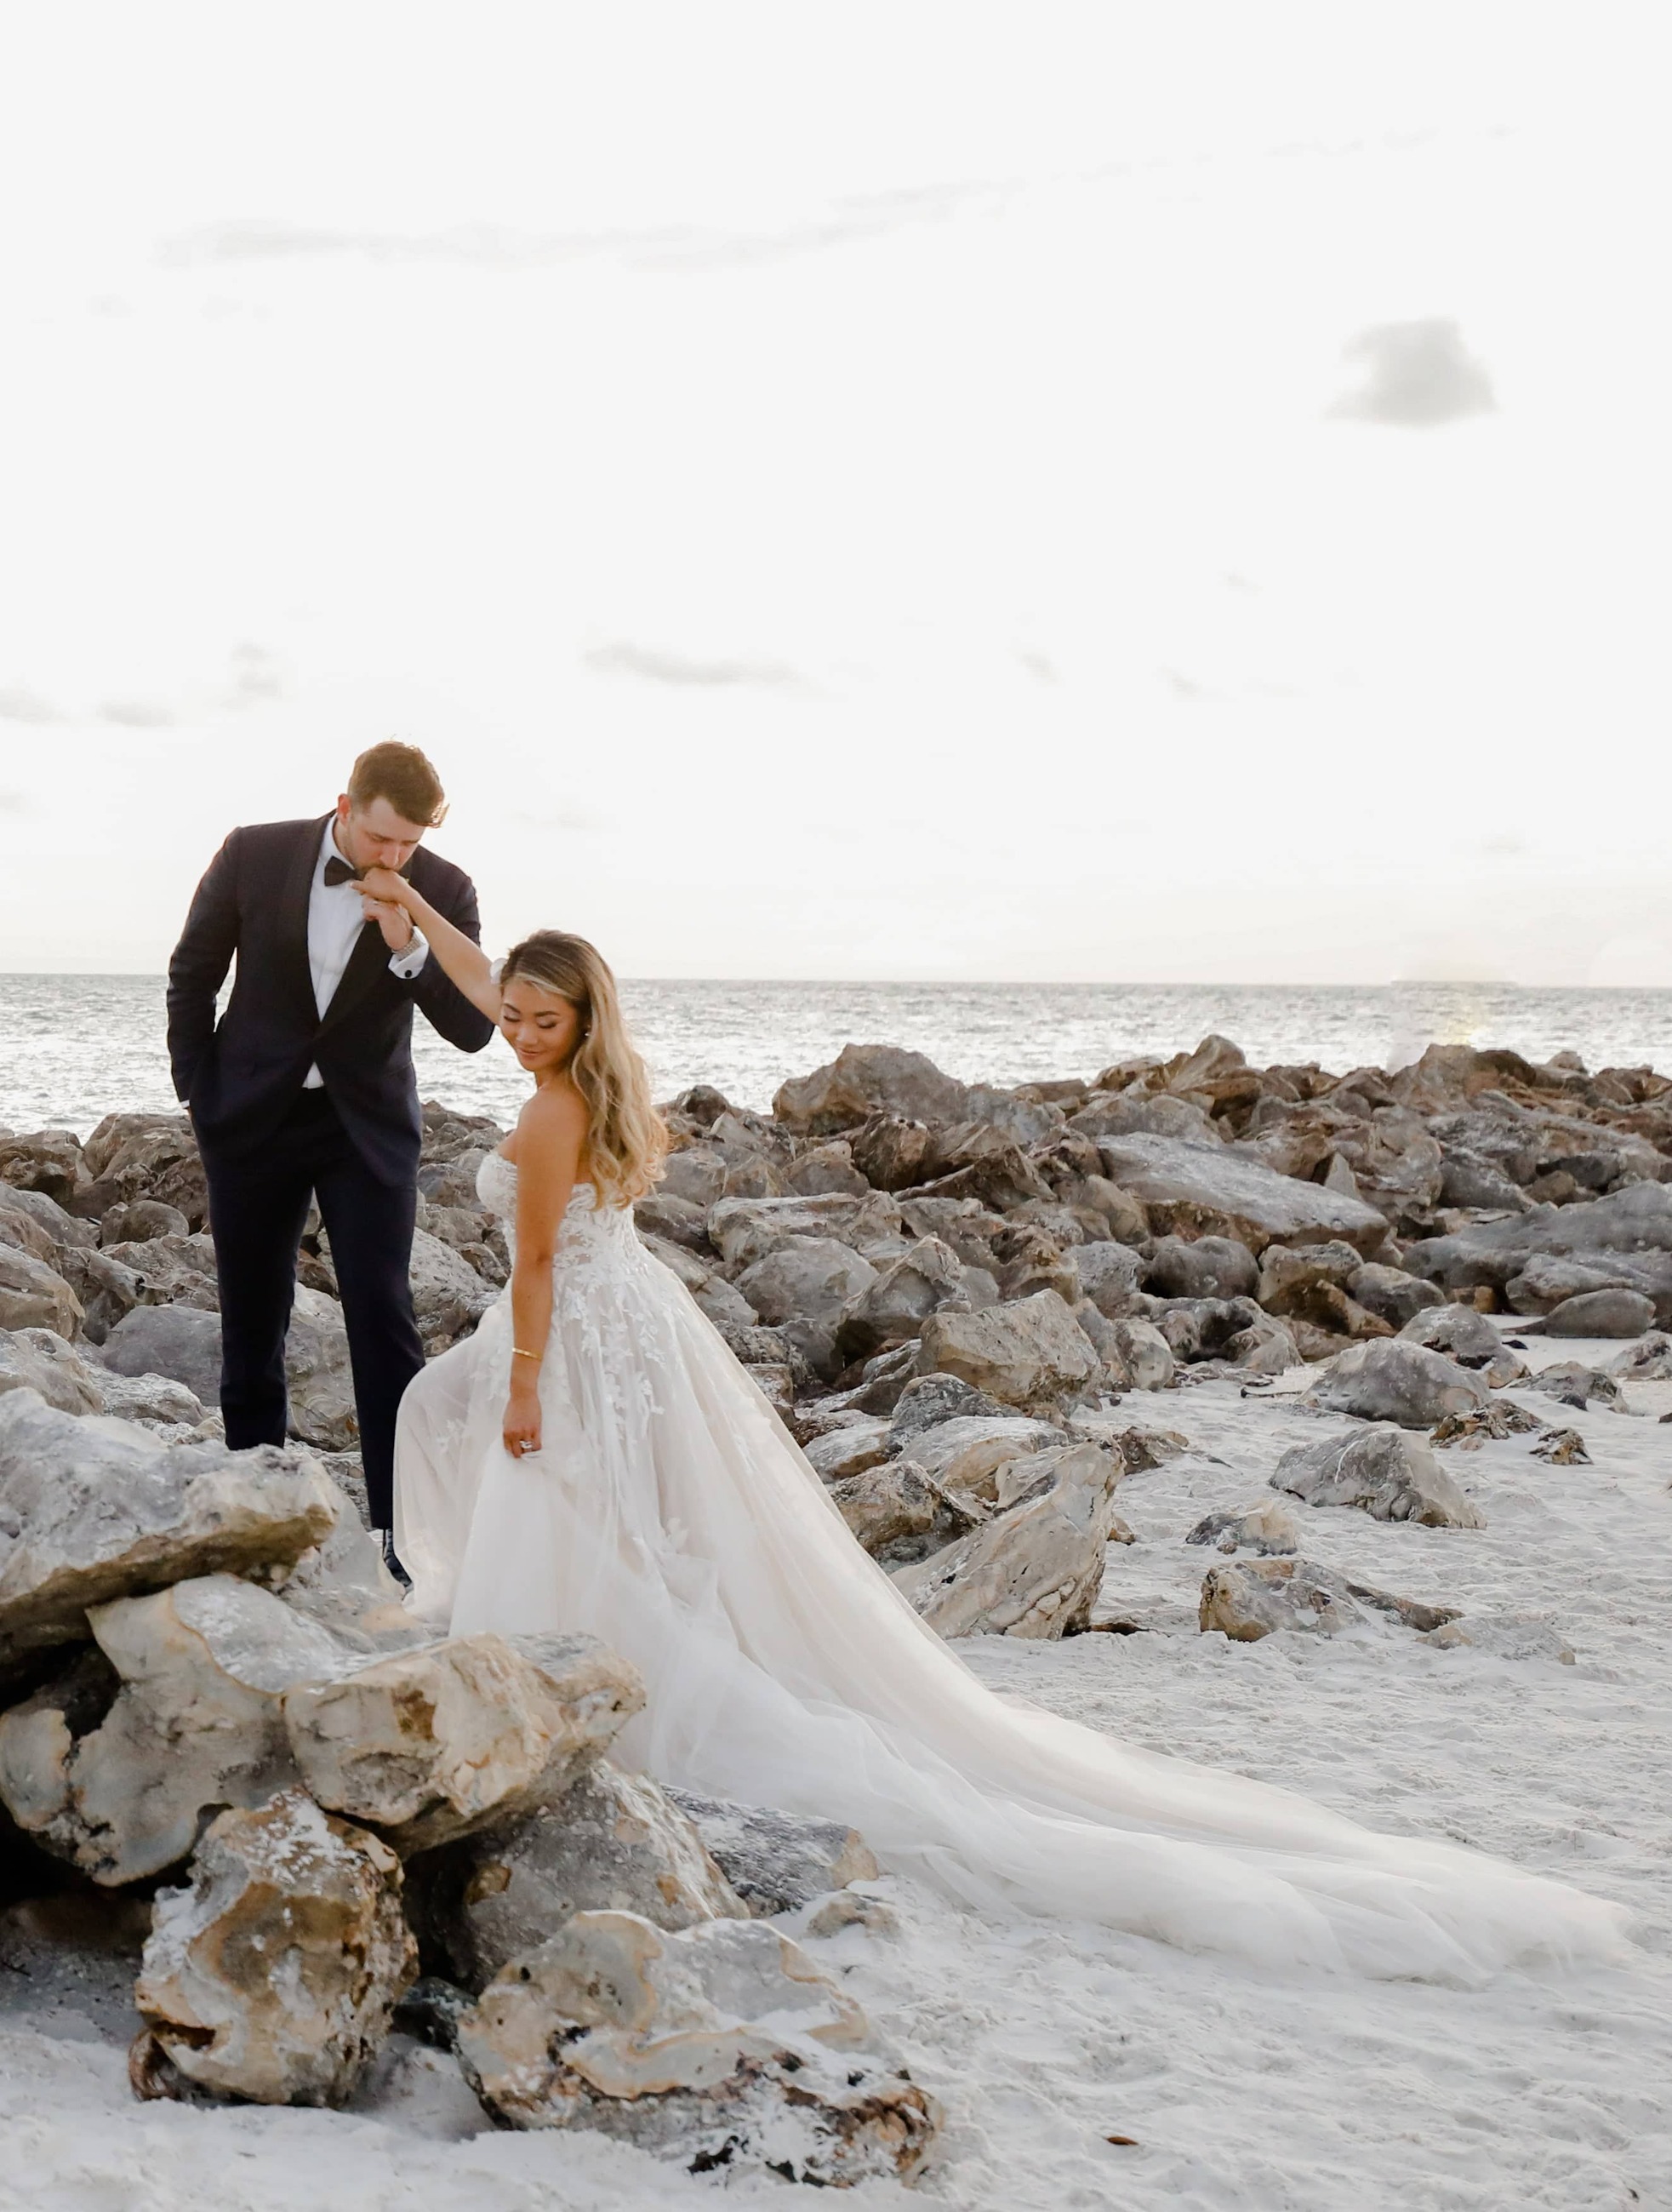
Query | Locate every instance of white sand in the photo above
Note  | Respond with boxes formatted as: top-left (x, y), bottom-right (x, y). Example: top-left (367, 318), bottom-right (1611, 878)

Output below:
top-left (3, 1329), bottom-right (1668, 2209)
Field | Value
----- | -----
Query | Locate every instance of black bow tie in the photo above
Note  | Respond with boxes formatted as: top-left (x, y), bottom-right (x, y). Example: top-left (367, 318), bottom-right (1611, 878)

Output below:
top-left (322, 856), bottom-right (362, 888)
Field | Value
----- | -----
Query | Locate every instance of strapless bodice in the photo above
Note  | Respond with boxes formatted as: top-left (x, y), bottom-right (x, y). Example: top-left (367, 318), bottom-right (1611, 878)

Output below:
top-left (475, 1150), bottom-right (637, 1272)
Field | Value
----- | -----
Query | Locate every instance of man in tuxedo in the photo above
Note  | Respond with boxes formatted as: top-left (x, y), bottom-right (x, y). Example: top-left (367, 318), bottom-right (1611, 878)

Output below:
top-left (167, 741), bottom-right (495, 1571)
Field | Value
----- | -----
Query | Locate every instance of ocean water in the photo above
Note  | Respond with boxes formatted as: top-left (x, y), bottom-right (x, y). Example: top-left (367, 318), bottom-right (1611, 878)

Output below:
top-left (4, 975), bottom-right (1672, 1140)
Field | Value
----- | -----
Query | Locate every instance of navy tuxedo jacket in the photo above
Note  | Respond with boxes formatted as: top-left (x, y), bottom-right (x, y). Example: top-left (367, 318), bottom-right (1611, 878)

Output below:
top-left (166, 814), bottom-right (496, 1185)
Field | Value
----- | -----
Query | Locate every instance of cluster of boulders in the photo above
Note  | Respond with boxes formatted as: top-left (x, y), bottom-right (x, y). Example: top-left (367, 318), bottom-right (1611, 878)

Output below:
top-left (0, 1390), bottom-right (934, 2181)
top-left (4, 1030), bottom-right (1670, 2170)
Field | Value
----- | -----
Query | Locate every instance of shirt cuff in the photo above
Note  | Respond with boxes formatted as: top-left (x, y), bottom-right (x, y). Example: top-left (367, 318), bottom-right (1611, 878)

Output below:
top-left (387, 926), bottom-right (431, 980)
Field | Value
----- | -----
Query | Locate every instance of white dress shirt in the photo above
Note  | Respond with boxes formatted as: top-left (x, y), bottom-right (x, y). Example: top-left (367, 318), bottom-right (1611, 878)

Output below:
top-left (303, 816), bottom-right (430, 1088)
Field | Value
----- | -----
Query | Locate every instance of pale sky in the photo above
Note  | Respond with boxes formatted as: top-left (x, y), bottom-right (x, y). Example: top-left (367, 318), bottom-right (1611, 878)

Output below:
top-left (2, 3), bottom-right (1668, 983)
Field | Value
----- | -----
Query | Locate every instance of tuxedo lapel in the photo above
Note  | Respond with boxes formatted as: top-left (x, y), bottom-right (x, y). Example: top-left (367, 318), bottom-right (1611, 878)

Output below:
top-left (278, 815), bottom-right (328, 1026)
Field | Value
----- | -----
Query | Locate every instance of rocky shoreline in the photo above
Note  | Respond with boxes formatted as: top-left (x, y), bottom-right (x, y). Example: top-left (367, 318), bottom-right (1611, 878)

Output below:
top-left (3, 1031), bottom-right (1671, 2185)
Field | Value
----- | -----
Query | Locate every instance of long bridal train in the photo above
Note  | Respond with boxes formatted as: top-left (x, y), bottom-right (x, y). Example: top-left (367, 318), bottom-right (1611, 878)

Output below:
top-left (395, 1153), bottom-right (1629, 1985)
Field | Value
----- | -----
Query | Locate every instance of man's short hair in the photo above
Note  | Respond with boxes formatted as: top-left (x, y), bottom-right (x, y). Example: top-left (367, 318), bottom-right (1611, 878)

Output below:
top-left (346, 740), bottom-right (448, 828)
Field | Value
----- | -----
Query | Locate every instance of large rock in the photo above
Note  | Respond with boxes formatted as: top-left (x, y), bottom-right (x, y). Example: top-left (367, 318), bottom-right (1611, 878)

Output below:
top-left (1544, 1289), bottom-right (1658, 1339)
top-left (802, 1416), bottom-right (894, 1482)
top-left (1106, 1316), bottom-right (1177, 1391)
top-left (892, 1440), bottom-right (1121, 1638)
top-left (1346, 1262), bottom-right (1444, 1329)
top-left (917, 1290), bottom-right (1099, 1410)
top-left (282, 1631), bottom-right (642, 1855)
top-left (709, 1191), bottom-right (905, 1272)
top-left (904, 1413), bottom-right (1063, 1501)
top-left (664, 1791), bottom-right (880, 1917)
top-left (409, 1761), bottom-right (746, 1992)
top-left (1306, 1339), bottom-right (1489, 1428)
top-left (1072, 1239), bottom-right (1145, 1317)
top-left (848, 1113), bottom-right (934, 1192)
top-left (1146, 1234), bottom-right (1258, 1301)
top-left (0, 1574), bottom-right (351, 1884)
top-left (0, 1327), bottom-right (103, 1415)
top-left (0, 1248), bottom-right (83, 1338)
top-left (0, 1185), bottom-right (97, 1251)
top-left (773, 1043), bottom-right (967, 1136)
top-left (1270, 1428), bottom-right (1487, 1529)
top-left (736, 1237), bottom-right (879, 1328)
top-left (884, 1370), bottom-right (1007, 1447)
top-left (1092, 1134), bottom-right (1390, 1256)
top-left (406, 1227), bottom-right (497, 1354)
top-left (132, 1789), bottom-right (415, 2106)
top-left (98, 1304), bottom-right (222, 1407)
top-left (1403, 1183), bottom-right (1672, 1324)
top-left (0, 1391), bottom-right (336, 1673)
top-left (828, 1460), bottom-right (952, 1555)
top-left (454, 1911), bottom-right (939, 2185)
top-left (834, 1237), bottom-right (967, 1363)
top-left (282, 1287), bottom-right (359, 1452)
top-left (1199, 1558), bottom-right (1461, 1642)
top-left (1186, 1500), bottom-right (1300, 1555)
top-left (1612, 1332), bottom-right (1672, 1381)
top-left (1071, 1092), bottom-right (1223, 1146)
top-left (0, 1129), bottom-right (83, 1207)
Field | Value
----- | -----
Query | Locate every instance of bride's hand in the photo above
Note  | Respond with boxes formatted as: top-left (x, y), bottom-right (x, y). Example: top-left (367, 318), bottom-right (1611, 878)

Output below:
top-left (503, 1378), bottom-right (543, 1462)
top-left (359, 864), bottom-right (413, 908)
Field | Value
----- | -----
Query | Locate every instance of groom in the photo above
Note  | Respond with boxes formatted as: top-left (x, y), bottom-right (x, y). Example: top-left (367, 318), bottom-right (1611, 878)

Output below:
top-left (166, 741), bottom-right (495, 1567)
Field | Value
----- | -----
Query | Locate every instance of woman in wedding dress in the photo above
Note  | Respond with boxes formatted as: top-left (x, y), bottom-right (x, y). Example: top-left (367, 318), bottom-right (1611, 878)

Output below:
top-left (362, 870), bottom-right (1628, 1985)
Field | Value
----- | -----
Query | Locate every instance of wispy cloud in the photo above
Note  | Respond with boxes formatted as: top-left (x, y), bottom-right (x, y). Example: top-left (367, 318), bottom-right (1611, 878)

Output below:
top-left (225, 642), bottom-right (286, 708)
top-left (583, 642), bottom-right (808, 690)
top-left (0, 686), bottom-right (66, 724)
top-left (157, 180), bottom-right (1013, 280)
top-left (99, 699), bottom-right (178, 727)
top-left (1329, 317), bottom-right (1496, 427)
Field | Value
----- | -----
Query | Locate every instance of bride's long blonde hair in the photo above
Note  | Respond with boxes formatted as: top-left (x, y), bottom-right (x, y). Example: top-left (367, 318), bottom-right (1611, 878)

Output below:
top-left (501, 931), bottom-right (666, 1203)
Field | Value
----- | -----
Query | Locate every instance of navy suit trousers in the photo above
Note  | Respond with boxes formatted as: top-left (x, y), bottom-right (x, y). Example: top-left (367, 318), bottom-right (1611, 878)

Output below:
top-left (203, 1089), bottom-right (421, 1528)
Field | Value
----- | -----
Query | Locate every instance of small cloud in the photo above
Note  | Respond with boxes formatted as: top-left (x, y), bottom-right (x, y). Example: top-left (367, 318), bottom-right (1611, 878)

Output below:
top-left (0, 685), bottom-right (66, 723)
top-left (1480, 833), bottom-right (1525, 857)
top-left (0, 791), bottom-right (26, 811)
top-left (1162, 668), bottom-right (1213, 701)
top-left (225, 642), bottom-right (286, 707)
top-left (1014, 649), bottom-right (1057, 683)
top-left (583, 642), bottom-right (807, 690)
top-left (99, 699), bottom-right (178, 727)
top-left (1330, 318), bottom-right (1496, 426)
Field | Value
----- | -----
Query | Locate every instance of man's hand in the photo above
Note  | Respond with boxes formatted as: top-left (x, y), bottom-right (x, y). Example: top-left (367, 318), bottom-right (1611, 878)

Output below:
top-left (360, 892), bottom-right (416, 952)
top-left (359, 864), bottom-right (412, 909)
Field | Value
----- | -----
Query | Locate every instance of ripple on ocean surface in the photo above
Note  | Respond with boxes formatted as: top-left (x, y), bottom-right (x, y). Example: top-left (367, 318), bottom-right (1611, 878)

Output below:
top-left (3, 974), bottom-right (1671, 1135)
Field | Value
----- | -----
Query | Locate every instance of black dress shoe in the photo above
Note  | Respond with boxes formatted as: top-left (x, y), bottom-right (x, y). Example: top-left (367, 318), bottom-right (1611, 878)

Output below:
top-left (377, 1529), bottom-right (412, 1590)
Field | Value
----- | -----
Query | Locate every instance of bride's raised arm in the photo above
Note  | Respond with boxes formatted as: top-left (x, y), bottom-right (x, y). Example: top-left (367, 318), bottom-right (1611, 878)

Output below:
top-left (360, 865), bottom-right (503, 1021)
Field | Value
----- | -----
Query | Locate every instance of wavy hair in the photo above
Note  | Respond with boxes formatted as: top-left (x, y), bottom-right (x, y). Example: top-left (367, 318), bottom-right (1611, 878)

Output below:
top-left (499, 931), bottom-right (665, 1203)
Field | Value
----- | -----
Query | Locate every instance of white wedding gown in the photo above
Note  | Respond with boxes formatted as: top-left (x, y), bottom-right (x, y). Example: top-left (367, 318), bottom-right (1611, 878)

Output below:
top-left (394, 1155), bottom-right (1628, 1982)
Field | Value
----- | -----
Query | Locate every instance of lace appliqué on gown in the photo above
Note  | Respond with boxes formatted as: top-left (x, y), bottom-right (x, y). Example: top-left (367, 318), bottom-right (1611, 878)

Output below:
top-left (393, 1152), bottom-right (1629, 1983)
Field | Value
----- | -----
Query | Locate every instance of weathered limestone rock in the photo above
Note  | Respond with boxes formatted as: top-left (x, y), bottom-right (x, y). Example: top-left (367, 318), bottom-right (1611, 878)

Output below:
top-left (454, 1912), bottom-right (939, 2185)
top-left (849, 1113), bottom-right (935, 1192)
top-left (282, 1287), bottom-right (359, 1452)
top-left (1530, 1426), bottom-right (1592, 1464)
top-left (1106, 1316), bottom-right (1177, 1391)
top-left (97, 1303), bottom-right (222, 1406)
top-left (1224, 1309), bottom-right (1302, 1374)
top-left (1071, 1239), bottom-right (1145, 1318)
top-left (1093, 1133), bottom-right (1390, 1256)
top-left (1146, 1235), bottom-right (1259, 1302)
top-left (884, 1370), bottom-right (1007, 1448)
top-left (1611, 1332), bottom-right (1672, 1381)
top-left (663, 1790), bottom-right (881, 1916)
top-left (132, 1789), bottom-right (415, 2106)
top-left (1199, 1558), bottom-right (1460, 1642)
top-left (1399, 1304), bottom-right (1507, 1368)
top-left (737, 1237), bottom-right (879, 1327)
top-left (904, 1413), bottom-right (1063, 1501)
top-left (406, 1227), bottom-right (496, 1353)
top-left (1403, 1183), bottom-right (1672, 1324)
top-left (785, 1140), bottom-right (870, 1197)
top-left (1429, 1402), bottom-right (1546, 1449)
top-left (100, 1231), bottom-right (219, 1306)
top-left (410, 1761), bottom-right (745, 1992)
top-left (917, 1290), bottom-right (1099, 1410)
top-left (0, 1327), bottom-right (103, 1415)
top-left (1186, 1500), bottom-right (1300, 1555)
top-left (827, 1460), bottom-right (949, 1554)
top-left (101, 1198), bottom-right (191, 1245)
top-left (773, 1043), bottom-right (967, 1136)
top-left (1527, 1362), bottom-right (1624, 1412)
top-left (1544, 1288), bottom-right (1657, 1338)
top-left (835, 1237), bottom-right (967, 1363)
top-left (0, 1574), bottom-right (351, 1884)
top-left (802, 1416), bottom-right (893, 1482)
top-left (0, 1248), bottom-right (83, 1338)
top-left (0, 1185), bottom-right (97, 1251)
top-left (1347, 1261), bottom-right (1445, 1329)
top-left (282, 1631), bottom-right (642, 1855)
top-left (271, 1495), bottom-right (425, 1656)
top-left (1256, 1238), bottom-right (1366, 1314)
top-left (892, 1440), bottom-right (1120, 1638)
top-left (0, 1129), bottom-right (83, 1207)
top-left (0, 1391), bottom-right (336, 1673)
top-left (1072, 1091), bottom-right (1223, 1146)
top-left (1422, 1613), bottom-right (1576, 1663)
top-left (97, 1370), bottom-right (208, 1429)
top-left (1271, 1427), bottom-right (1487, 1529)
top-left (1306, 1339), bottom-right (1489, 1429)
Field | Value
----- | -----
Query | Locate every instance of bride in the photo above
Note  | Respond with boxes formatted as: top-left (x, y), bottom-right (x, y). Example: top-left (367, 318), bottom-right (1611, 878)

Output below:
top-left (361, 868), bottom-right (1627, 1984)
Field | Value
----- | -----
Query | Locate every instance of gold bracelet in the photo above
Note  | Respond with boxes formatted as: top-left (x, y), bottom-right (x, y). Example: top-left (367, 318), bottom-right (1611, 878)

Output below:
top-left (512, 1347), bottom-right (540, 1363)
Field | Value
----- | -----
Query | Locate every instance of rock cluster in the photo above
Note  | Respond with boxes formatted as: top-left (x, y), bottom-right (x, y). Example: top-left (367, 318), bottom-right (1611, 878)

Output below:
top-left (0, 1384), bottom-right (923, 2175)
